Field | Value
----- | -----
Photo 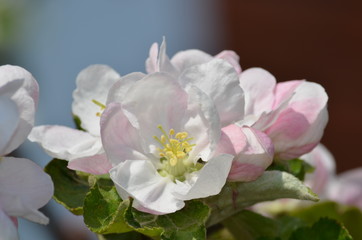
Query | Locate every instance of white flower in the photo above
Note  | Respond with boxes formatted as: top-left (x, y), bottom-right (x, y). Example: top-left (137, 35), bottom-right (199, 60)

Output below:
top-left (0, 65), bottom-right (53, 239)
top-left (145, 39), bottom-right (274, 182)
top-left (29, 65), bottom-right (121, 174)
top-left (102, 72), bottom-right (233, 214)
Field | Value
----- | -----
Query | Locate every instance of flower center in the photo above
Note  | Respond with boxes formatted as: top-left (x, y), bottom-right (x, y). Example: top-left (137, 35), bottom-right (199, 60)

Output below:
top-left (153, 125), bottom-right (199, 181)
top-left (92, 99), bottom-right (106, 117)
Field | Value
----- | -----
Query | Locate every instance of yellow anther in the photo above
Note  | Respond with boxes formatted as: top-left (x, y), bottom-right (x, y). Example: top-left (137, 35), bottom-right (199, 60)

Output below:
top-left (96, 112), bottom-right (101, 117)
top-left (161, 135), bottom-right (166, 143)
top-left (181, 132), bottom-right (188, 139)
top-left (170, 139), bottom-right (179, 145)
top-left (169, 129), bottom-right (175, 135)
top-left (176, 151), bottom-right (186, 159)
top-left (92, 99), bottom-right (106, 109)
top-left (166, 151), bottom-right (175, 158)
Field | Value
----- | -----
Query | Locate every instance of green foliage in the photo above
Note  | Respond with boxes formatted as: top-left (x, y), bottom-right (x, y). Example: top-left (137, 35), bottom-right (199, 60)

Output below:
top-left (290, 201), bottom-right (362, 240)
top-left (222, 210), bottom-right (305, 240)
top-left (83, 180), bottom-right (132, 234)
top-left (267, 159), bottom-right (314, 181)
top-left (44, 159), bottom-right (90, 215)
top-left (204, 171), bottom-right (318, 226)
top-left (125, 200), bottom-right (210, 240)
top-left (289, 218), bottom-right (352, 240)
top-left (222, 210), bottom-right (351, 240)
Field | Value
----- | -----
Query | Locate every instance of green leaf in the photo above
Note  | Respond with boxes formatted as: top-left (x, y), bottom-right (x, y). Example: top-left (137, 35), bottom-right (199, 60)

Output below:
top-left (289, 218), bottom-right (352, 240)
top-left (341, 207), bottom-right (362, 240)
top-left (125, 200), bottom-right (210, 240)
top-left (223, 210), bottom-right (279, 240)
top-left (290, 201), bottom-right (362, 240)
top-left (98, 232), bottom-right (148, 240)
top-left (222, 210), bottom-right (305, 240)
top-left (205, 171), bottom-right (319, 226)
top-left (267, 159), bottom-right (314, 181)
top-left (44, 159), bottom-right (90, 215)
top-left (83, 181), bottom-right (132, 234)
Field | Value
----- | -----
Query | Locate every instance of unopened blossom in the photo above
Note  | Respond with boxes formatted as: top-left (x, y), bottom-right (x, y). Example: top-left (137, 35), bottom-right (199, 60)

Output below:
top-left (239, 68), bottom-right (329, 160)
top-left (0, 65), bottom-right (53, 239)
top-left (101, 72), bottom-right (233, 214)
top-left (328, 168), bottom-right (362, 210)
top-left (302, 144), bottom-right (336, 197)
top-left (29, 65), bottom-right (120, 174)
top-left (145, 39), bottom-right (274, 182)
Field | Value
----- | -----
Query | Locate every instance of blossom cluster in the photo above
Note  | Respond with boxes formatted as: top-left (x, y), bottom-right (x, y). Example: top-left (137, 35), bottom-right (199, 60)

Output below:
top-left (29, 39), bottom-right (329, 215)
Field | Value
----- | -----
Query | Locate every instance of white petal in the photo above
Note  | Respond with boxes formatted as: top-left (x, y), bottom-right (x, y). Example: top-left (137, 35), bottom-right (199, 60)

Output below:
top-left (0, 209), bottom-right (18, 240)
top-left (106, 72), bottom-right (145, 104)
top-left (110, 160), bottom-right (184, 214)
top-left (121, 73), bottom-right (188, 152)
top-left (72, 65), bottom-right (121, 136)
top-left (0, 66), bottom-right (38, 155)
top-left (0, 97), bottom-right (19, 156)
top-left (0, 65), bottom-right (39, 106)
top-left (184, 86), bottom-right (221, 162)
top-left (174, 154), bottom-right (233, 200)
top-left (0, 157), bottom-right (53, 224)
top-left (171, 49), bottom-right (212, 73)
top-left (145, 42), bottom-right (159, 73)
top-left (239, 68), bottom-right (276, 120)
top-left (100, 103), bottom-right (149, 166)
top-left (180, 59), bottom-right (244, 126)
top-left (214, 50), bottom-right (242, 74)
top-left (157, 38), bottom-right (179, 77)
top-left (28, 125), bottom-right (103, 161)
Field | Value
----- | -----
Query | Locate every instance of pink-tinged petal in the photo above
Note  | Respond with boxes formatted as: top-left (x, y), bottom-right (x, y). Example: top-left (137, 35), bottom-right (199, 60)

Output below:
top-left (145, 42), bottom-right (159, 73)
top-left (121, 73), bottom-right (188, 151)
top-left (72, 65), bottom-right (121, 136)
top-left (327, 168), bottom-right (362, 210)
top-left (265, 81), bottom-right (328, 159)
top-left (273, 80), bottom-right (303, 109)
top-left (0, 97), bottom-right (19, 156)
top-left (0, 157), bottom-right (53, 224)
top-left (183, 86), bottom-right (221, 162)
top-left (28, 125), bottom-right (103, 161)
top-left (100, 103), bottom-right (149, 166)
top-left (302, 144), bottom-right (336, 196)
top-left (110, 160), bottom-right (184, 214)
top-left (174, 154), bottom-right (233, 200)
top-left (180, 59), bottom-right (244, 126)
top-left (214, 50), bottom-right (241, 74)
top-left (171, 49), bottom-right (212, 73)
top-left (0, 208), bottom-right (18, 240)
top-left (228, 163), bottom-right (265, 182)
top-left (239, 68), bottom-right (276, 121)
top-left (216, 125), bottom-right (273, 182)
top-left (67, 153), bottom-right (112, 175)
top-left (106, 72), bottom-right (145, 104)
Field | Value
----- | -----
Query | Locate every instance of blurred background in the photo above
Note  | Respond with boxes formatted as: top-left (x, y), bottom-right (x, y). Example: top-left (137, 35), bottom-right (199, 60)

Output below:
top-left (1, 0), bottom-right (361, 239)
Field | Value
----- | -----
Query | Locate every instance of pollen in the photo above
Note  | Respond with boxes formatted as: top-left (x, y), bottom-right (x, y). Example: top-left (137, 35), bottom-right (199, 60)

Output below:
top-left (154, 125), bottom-right (196, 178)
